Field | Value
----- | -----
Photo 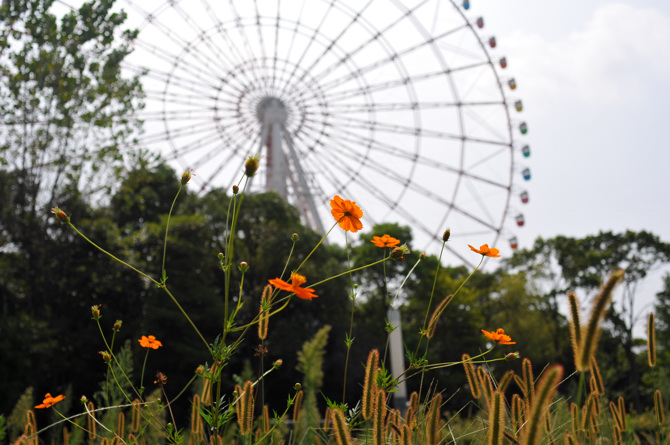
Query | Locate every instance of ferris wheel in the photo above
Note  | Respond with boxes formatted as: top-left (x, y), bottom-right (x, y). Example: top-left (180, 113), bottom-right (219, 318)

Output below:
top-left (120, 0), bottom-right (531, 265)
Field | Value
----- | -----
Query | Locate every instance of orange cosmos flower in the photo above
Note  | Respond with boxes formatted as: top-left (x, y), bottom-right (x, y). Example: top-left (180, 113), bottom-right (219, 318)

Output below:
top-left (269, 273), bottom-right (318, 301)
top-left (468, 244), bottom-right (501, 258)
top-left (371, 234), bottom-right (401, 248)
top-left (35, 393), bottom-right (65, 409)
top-left (481, 328), bottom-right (516, 345)
top-left (330, 195), bottom-right (363, 233)
top-left (138, 335), bottom-right (163, 349)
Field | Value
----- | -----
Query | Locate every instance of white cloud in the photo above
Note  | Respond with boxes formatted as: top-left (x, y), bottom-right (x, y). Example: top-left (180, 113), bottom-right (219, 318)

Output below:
top-left (503, 3), bottom-right (670, 109)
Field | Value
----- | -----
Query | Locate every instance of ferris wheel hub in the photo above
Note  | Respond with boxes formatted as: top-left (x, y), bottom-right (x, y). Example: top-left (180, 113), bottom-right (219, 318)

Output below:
top-left (256, 96), bottom-right (288, 125)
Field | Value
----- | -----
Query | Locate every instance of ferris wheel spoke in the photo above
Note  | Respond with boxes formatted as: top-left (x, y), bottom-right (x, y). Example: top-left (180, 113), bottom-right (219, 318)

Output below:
top-left (275, 1), bottom-right (341, 97)
top-left (312, 20), bottom-right (468, 92)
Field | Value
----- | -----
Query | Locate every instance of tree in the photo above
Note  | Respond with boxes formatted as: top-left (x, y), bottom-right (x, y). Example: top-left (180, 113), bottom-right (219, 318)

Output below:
top-left (506, 231), bottom-right (670, 410)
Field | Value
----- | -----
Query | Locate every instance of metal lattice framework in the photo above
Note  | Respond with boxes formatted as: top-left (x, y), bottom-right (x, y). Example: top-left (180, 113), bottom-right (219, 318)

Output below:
top-left (120, 0), bottom-right (528, 265)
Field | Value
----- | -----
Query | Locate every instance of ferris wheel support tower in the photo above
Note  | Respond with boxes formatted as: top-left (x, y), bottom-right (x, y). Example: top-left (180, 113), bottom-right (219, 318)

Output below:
top-left (256, 96), bottom-right (325, 234)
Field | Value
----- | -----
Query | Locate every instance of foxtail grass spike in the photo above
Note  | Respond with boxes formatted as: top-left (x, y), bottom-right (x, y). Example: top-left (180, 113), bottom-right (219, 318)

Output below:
top-left (87, 401), bottom-right (97, 440)
top-left (362, 349), bottom-right (380, 420)
top-left (373, 390), bottom-right (387, 445)
top-left (293, 390), bottom-right (303, 423)
top-left (567, 291), bottom-right (583, 371)
top-left (262, 405), bottom-right (270, 432)
top-left (477, 366), bottom-right (493, 405)
top-left (617, 396), bottom-right (628, 431)
top-left (590, 357), bottom-right (604, 396)
top-left (237, 381), bottom-right (254, 435)
top-left (655, 390), bottom-right (665, 425)
top-left (522, 358), bottom-right (535, 405)
top-left (117, 411), bottom-right (125, 439)
top-left (511, 393), bottom-right (525, 437)
top-left (258, 284), bottom-right (272, 340)
top-left (609, 401), bottom-right (624, 432)
top-left (330, 408), bottom-right (353, 445)
top-left (323, 407), bottom-right (332, 430)
top-left (131, 399), bottom-right (141, 432)
top-left (401, 423), bottom-right (413, 445)
top-left (613, 424), bottom-right (622, 444)
top-left (498, 369), bottom-right (515, 395)
top-left (426, 392), bottom-right (443, 445)
top-left (427, 294), bottom-right (454, 338)
top-left (648, 312), bottom-right (657, 367)
top-left (520, 364), bottom-right (563, 445)
top-left (387, 409), bottom-right (401, 438)
top-left (488, 390), bottom-right (505, 445)
top-left (582, 393), bottom-right (598, 431)
top-left (570, 402), bottom-right (580, 434)
top-left (406, 391), bottom-right (419, 426)
top-left (462, 354), bottom-right (481, 399)
top-left (578, 269), bottom-right (624, 371)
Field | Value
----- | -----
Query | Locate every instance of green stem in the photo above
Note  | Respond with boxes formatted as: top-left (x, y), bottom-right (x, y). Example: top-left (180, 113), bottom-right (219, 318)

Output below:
top-left (140, 349), bottom-right (149, 393)
top-left (161, 184), bottom-right (184, 280)
top-left (341, 233), bottom-right (355, 403)
top-left (68, 222), bottom-right (157, 284)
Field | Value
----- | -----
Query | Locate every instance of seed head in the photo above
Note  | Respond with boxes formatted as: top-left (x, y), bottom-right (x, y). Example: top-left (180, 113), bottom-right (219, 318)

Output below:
top-left (442, 229), bottom-right (451, 242)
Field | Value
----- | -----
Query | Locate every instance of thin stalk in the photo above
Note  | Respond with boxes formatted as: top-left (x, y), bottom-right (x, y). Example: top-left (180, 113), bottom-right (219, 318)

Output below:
top-left (161, 184), bottom-right (183, 279)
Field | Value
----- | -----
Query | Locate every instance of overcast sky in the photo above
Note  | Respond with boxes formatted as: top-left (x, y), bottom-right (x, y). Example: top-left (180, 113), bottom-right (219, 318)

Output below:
top-left (474, 0), bottom-right (670, 247)
top-left (471, 0), bottom-right (670, 327)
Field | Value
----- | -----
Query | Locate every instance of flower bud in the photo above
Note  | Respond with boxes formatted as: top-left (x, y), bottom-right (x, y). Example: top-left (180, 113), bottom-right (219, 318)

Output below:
top-left (232, 185), bottom-right (239, 194)
top-left (238, 261), bottom-right (249, 273)
top-left (419, 252), bottom-right (426, 260)
top-left (390, 243), bottom-right (411, 260)
top-left (50, 207), bottom-right (69, 223)
top-left (442, 229), bottom-right (451, 242)
top-left (218, 252), bottom-right (224, 260)
top-left (99, 351), bottom-right (112, 362)
top-left (195, 365), bottom-right (206, 376)
top-left (181, 169), bottom-right (193, 185)
top-left (91, 304), bottom-right (102, 320)
top-left (291, 233), bottom-right (299, 242)
top-left (244, 155), bottom-right (260, 177)
top-left (294, 383), bottom-right (302, 391)
top-left (505, 352), bottom-right (520, 361)
top-left (80, 395), bottom-right (88, 403)
top-left (272, 359), bottom-right (283, 369)
top-left (113, 320), bottom-right (123, 332)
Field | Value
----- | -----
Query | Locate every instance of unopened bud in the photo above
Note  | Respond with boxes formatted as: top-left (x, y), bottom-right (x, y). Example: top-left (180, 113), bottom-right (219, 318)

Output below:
top-left (113, 320), bottom-right (123, 331)
top-left (505, 352), bottom-right (521, 362)
top-left (50, 207), bottom-right (69, 223)
top-left (218, 253), bottom-right (224, 260)
top-left (244, 155), bottom-right (260, 177)
top-left (420, 252), bottom-right (426, 260)
top-left (390, 243), bottom-right (411, 260)
top-left (291, 233), bottom-right (299, 242)
top-left (238, 261), bottom-right (249, 273)
top-left (181, 169), bottom-right (193, 185)
top-left (273, 359), bottom-right (283, 369)
top-left (294, 383), bottom-right (302, 391)
top-left (195, 365), bottom-right (206, 376)
top-left (442, 229), bottom-right (451, 242)
top-left (232, 185), bottom-right (239, 195)
top-left (99, 351), bottom-right (112, 362)
top-left (91, 304), bottom-right (102, 320)
top-left (80, 395), bottom-right (88, 403)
